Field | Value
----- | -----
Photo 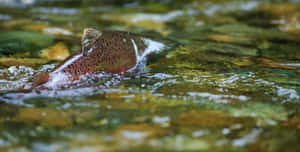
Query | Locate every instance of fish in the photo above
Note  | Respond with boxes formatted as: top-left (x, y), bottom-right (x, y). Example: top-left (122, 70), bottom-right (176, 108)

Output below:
top-left (31, 28), bottom-right (165, 89)
top-left (0, 28), bottom-right (172, 103)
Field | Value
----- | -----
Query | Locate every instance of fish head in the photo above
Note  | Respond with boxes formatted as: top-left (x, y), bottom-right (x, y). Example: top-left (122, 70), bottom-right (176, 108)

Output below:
top-left (32, 72), bottom-right (49, 88)
top-left (81, 28), bottom-right (102, 56)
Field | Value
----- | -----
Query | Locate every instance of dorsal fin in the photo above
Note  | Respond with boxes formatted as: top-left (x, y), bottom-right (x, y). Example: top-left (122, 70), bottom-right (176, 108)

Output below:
top-left (81, 28), bottom-right (102, 56)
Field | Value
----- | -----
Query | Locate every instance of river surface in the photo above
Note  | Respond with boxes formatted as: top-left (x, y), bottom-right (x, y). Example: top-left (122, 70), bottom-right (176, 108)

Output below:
top-left (0, 0), bottom-right (300, 151)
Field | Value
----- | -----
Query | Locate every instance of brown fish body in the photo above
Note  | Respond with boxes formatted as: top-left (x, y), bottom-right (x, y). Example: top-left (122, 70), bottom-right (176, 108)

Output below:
top-left (32, 29), bottom-right (150, 89)
top-left (55, 31), bottom-right (146, 77)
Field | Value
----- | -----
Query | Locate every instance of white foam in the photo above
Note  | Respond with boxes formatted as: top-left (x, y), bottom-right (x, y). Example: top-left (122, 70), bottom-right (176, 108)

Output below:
top-left (43, 27), bottom-right (73, 35)
top-left (141, 38), bottom-right (165, 59)
top-left (232, 129), bottom-right (262, 147)
top-left (152, 116), bottom-right (170, 127)
top-left (146, 73), bottom-right (176, 80)
top-left (0, 139), bottom-right (10, 146)
top-left (42, 72), bottom-right (70, 89)
top-left (0, 14), bottom-right (11, 20)
top-left (192, 130), bottom-right (209, 137)
top-left (33, 7), bottom-right (78, 15)
top-left (121, 131), bottom-right (148, 140)
top-left (203, 1), bottom-right (259, 15)
top-left (0, 66), bottom-right (35, 91)
top-left (277, 86), bottom-right (300, 101)
top-left (0, 0), bottom-right (35, 7)
top-left (128, 38), bottom-right (165, 73)
top-left (188, 92), bottom-right (249, 103)
top-left (131, 11), bottom-right (183, 22)
top-left (280, 63), bottom-right (300, 67)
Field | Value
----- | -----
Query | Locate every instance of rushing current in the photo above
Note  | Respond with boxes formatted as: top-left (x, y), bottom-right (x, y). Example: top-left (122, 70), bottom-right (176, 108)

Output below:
top-left (0, 29), bottom-right (168, 104)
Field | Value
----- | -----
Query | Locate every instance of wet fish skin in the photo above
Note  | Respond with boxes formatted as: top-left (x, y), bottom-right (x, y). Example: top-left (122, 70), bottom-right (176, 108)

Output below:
top-left (32, 29), bottom-right (147, 88)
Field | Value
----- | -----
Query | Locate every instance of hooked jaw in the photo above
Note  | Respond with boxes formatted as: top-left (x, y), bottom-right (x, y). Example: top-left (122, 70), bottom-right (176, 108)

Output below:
top-left (32, 72), bottom-right (50, 89)
top-left (81, 28), bottom-right (102, 56)
top-left (81, 40), bottom-right (89, 56)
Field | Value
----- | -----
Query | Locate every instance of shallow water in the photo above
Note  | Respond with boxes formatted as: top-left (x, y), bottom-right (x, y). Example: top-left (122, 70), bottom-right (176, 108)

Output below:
top-left (0, 0), bottom-right (300, 151)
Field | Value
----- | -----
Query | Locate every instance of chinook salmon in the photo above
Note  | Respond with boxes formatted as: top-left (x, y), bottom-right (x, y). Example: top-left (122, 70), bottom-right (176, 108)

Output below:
top-left (32, 28), bottom-right (165, 89)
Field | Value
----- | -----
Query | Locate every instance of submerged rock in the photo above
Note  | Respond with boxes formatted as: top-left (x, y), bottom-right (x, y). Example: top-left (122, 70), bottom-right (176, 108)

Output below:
top-left (259, 3), bottom-right (300, 34)
top-left (12, 107), bottom-right (72, 128)
top-left (281, 115), bottom-right (300, 129)
top-left (0, 57), bottom-right (49, 68)
top-left (238, 3), bottom-right (300, 34)
top-left (40, 42), bottom-right (70, 61)
top-left (207, 34), bottom-right (252, 45)
top-left (174, 110), bottom-right (255, 128)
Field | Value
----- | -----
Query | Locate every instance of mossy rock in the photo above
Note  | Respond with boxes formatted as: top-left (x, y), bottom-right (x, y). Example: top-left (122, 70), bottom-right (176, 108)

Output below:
top-left (173, 110), bottom-right (256, 128)
top-left (0, 31), bottom-right (55, 57)
top-left (281, 115), bottom-right (300, 129)
top-left (0, 57), bottom-right (50, 68)
top-left (261, 43), bottom-right (300, 60)
top-left (212, 24), bottom-right (265, 36)
top-left (149, 43), bottom-right (256, 72)
top-left (211, 24), bottom-right (294, 41)
top-left (11, 107), bottom-right (73, 128)
top-left (201, 42), bottom-right (258, 56)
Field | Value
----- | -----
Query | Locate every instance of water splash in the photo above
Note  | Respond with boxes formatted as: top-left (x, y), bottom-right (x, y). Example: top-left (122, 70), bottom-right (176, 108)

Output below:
top-left (0, 72), bottom-right (123, 105)
top-left (0, 37), bottom-right (168, 105)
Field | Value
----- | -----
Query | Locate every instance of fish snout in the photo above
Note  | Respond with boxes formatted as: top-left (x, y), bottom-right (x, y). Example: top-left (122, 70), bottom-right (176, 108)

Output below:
top-left (32, 72), bottom-right (50, 88)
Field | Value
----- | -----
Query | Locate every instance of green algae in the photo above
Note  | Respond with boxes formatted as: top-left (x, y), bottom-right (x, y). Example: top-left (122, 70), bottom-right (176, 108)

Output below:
top-left (174, 110), bottom-right (256, 128)
top-left (0, 57), bottom-right (50, 68)
top-left (0, 31), bottom-right (55, 57)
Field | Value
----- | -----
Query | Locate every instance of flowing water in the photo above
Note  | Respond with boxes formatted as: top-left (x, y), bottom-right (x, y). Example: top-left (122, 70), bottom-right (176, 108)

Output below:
top-left (0, 0), bottom-right (300, 151)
